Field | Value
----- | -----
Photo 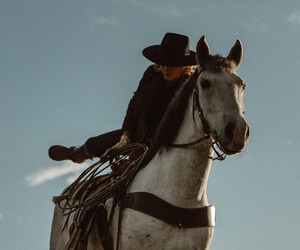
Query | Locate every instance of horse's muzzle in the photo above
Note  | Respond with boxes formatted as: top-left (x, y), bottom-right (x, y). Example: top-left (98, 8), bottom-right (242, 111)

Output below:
top-left (218, 121), bottom-right (250, 155)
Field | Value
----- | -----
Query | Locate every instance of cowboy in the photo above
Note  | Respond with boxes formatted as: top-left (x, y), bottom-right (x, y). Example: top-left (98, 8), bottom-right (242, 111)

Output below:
top-left (49, 33), bottom-right (197, 163)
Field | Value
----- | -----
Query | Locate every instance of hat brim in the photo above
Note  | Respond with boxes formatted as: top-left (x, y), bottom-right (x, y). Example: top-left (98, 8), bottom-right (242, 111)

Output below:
top-left (142, 45), bottom-right (197, 67)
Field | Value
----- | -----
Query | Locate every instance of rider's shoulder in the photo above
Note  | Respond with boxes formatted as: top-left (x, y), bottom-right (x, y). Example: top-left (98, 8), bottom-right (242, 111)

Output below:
top-left (141, 64), bottom-right (161, 82)
top-left (144, 64), bottom-right (161, 75)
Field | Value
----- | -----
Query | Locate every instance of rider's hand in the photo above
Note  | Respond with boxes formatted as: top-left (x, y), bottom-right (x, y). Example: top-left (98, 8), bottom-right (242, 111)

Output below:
top-left (100, 134), bottom-right (131, 160)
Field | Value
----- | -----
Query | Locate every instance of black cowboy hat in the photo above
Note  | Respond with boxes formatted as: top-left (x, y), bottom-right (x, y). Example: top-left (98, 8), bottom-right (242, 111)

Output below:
top-left (142, 33), bottom-right (197, 67)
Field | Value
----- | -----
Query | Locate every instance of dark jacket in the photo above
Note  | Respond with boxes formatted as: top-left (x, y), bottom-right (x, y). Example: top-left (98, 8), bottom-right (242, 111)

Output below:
top-left (122, 64), bottom-right (191, 143)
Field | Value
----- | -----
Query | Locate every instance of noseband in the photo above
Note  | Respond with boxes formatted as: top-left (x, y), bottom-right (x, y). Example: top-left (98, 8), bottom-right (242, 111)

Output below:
top-left (170, 69), bottom-right (226, 161)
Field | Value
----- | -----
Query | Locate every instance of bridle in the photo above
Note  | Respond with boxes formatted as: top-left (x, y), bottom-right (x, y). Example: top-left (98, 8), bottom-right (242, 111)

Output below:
top-left (170, 69), bottom-right (226, 161)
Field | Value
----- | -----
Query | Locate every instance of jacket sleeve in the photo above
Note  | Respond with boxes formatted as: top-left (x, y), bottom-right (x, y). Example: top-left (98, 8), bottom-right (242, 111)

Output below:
top-left (121, 65), bottom-right (154, 136)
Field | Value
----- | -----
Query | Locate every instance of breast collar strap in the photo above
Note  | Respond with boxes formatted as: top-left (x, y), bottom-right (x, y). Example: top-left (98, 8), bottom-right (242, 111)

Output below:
top-left (122, 192), bottom-right (216, 228)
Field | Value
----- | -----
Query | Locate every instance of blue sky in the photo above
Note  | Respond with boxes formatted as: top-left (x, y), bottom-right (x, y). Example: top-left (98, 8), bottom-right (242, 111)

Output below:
top-left (1, 0), bottom-right (300, 249)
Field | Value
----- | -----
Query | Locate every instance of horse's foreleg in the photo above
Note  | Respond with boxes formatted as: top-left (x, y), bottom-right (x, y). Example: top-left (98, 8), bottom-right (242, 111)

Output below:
top-left (50, 204), bottom-right (70, 250)
top-left (50, 203), bottom-right (105, 250)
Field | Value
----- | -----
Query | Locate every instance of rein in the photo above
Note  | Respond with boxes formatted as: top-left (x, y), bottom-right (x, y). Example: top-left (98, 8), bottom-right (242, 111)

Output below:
top-left (170, 135), bottom-right (210, 148)
top-left (170, 69), bottom-right (226, 161)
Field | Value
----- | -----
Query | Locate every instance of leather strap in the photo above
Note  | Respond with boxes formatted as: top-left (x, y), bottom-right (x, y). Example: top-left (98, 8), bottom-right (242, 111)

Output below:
top-left (122, 192), bottom-right (215, 228)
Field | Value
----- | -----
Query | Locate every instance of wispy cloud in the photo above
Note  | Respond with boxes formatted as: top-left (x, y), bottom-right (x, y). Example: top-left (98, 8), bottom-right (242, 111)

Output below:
top-left (150, 5), bottom-right (183, 18)
top-left (25, 162), bottom-right (90, 187)
top-left (89, 16), bottom-right (120, 31)
top-left (287, 10), bottom-right (300, 27)
top-left (245, 17), bottom-right (267, 33)
top-left (130, 0), bottom-right (183, 18)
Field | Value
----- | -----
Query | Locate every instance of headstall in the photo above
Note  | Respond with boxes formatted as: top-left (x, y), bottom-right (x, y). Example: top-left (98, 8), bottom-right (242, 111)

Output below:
top-left (170, 69), bottom-right (226, 161)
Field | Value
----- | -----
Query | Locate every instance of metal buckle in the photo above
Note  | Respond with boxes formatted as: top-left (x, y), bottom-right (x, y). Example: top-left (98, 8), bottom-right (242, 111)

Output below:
top-left (212, 142), bottom-right (226, 161)
top-left (176, 222), bottom-right (184, 231)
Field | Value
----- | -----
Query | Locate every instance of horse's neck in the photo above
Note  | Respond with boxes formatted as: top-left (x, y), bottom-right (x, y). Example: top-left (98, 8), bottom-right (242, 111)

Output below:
top-left (129, 98), bottom-right (214, 208)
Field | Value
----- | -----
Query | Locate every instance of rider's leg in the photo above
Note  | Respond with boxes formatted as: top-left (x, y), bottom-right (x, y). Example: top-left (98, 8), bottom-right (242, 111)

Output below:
top-left (83, 129), bottom-right (123, 157)
top-left (48, 129), bottom-right (123, 163)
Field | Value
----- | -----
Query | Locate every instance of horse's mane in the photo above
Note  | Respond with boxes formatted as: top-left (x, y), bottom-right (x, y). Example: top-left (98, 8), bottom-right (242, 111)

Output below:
top-left (140, 70), bottom-right (198, 167)
top-left (204, 54), bottom-right (236, 72)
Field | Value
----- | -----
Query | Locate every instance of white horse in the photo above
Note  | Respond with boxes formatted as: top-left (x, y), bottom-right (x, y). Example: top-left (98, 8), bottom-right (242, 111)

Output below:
top-left (50, 35), bottom-right (249, 250)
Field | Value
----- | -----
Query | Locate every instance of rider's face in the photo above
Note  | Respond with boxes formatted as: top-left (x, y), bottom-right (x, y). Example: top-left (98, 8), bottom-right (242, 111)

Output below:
top-left (160, 66), bottom-right (186, 82)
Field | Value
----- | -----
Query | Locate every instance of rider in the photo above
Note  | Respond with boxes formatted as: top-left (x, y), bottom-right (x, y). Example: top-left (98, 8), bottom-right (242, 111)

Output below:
top-left (48, 33), bottom-right (197, 163)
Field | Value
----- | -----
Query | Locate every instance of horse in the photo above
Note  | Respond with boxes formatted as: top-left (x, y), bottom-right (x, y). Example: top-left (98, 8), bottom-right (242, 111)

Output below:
top-left (50, 35), bottom-right (250, 250)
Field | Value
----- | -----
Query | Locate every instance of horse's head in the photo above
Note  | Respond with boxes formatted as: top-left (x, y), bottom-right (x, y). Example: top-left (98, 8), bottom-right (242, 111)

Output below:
top-left (195, 36), bottom-right (249, 155)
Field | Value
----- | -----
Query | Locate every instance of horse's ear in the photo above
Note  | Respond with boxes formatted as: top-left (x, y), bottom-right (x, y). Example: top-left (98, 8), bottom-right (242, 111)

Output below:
top-left (196, 35), bottom-right (210, 68)
top-left (227, 39), bottom-right (243, 69)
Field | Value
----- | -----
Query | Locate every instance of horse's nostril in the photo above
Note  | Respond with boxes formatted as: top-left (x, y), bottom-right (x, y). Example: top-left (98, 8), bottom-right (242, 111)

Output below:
top-left (224, 122), bottom-right (235, 142)
top-left (245, 125), bottom-right (250, 138)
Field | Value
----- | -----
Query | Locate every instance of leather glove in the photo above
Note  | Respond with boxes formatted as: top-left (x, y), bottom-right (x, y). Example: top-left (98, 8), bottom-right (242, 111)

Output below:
top-left (101, 134), bottom-right (131, 159)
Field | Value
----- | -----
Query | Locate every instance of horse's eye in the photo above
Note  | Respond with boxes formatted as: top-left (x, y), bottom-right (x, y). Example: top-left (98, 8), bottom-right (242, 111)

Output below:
top-left (200, 80), bottom-right (211, 89)
top-left (242, 83), bottom-right (247, 90)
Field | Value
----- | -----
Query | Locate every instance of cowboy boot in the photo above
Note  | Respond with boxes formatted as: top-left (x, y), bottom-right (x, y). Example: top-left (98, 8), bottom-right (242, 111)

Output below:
top-left (48, 145), bottom-right (89, 163)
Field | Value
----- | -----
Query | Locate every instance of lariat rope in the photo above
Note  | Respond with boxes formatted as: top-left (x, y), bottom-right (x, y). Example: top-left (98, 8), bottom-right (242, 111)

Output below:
top-left (55, 143), bottom-right (149, 234)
